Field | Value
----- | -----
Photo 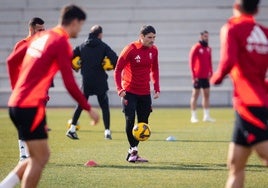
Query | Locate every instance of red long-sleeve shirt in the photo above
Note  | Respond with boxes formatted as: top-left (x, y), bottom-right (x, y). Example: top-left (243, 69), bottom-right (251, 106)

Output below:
top-left (8, 36), bottom-right (31, 89)
top-left (7, 26), bottom-right (91, 111)
top-left (189, 42), bottom-right (212, 80)
top-left (211, 15), bottom-right (268, 129)
top-left (114, 40), bottom-right (160, 95)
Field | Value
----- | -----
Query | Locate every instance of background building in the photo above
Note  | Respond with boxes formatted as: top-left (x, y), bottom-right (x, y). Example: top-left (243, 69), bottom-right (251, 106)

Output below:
top-left (0, 0), bottom-right (267, 107)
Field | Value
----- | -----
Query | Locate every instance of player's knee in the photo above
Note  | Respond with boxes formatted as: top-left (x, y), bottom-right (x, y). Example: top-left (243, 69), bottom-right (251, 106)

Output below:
top-left (227, 158), bottom-right (245, 173)
top-left (41, 152), bottom-right (50, 168)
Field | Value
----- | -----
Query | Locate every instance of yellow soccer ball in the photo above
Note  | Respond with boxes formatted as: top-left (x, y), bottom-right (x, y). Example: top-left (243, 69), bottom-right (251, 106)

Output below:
top-left (102, 56), bottom-right (114, 71)
top-left (132, 122), bottom-right (151, 141)
top-left (67, 119), bottom-right (80, 131)
top-left (72, 56), bottom-right (81, 71)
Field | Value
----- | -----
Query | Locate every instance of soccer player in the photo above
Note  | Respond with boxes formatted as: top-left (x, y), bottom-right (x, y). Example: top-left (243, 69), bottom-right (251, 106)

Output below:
top-left (66, 25), bottom-right (118, 140)
top-left (189, 31), bottom-right (215, 123)
top-left (11, 17), bottom-right (45, 161)
top-left (0, 5), bottom-right (99, 188)
top-left (210, 0), bottom-right (268, 187)
top-left (114, 25), bottom-right (160, 162)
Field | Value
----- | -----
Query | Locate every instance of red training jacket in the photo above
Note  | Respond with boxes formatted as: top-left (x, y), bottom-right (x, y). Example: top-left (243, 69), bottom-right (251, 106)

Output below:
top-left (7, 26), bottom-right (91, 111)
top-left (189, 42), bottom-right (212, 80)
top-left (211, 15), bottom-right (268, 130)
top-left (114, 40), bottom-right (160, 95)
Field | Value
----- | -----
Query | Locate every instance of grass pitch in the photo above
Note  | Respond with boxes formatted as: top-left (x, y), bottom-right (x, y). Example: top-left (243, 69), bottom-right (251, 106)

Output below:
top-left (0, 107), bottom-right (267, 188)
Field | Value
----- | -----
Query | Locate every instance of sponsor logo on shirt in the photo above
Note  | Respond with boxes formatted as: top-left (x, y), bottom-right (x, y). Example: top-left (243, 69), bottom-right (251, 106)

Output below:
top-left (246, 25), bottom-right (268, 54)
top-left (135, 55), bottom-right (141, 63)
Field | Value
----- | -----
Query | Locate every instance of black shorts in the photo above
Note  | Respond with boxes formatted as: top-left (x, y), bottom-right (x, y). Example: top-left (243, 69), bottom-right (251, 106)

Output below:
top-left (233, 107), bottom-right (268, 147)
top-left (9, 106), bottom-right (48, 141)
top-left (193, 78), bottom-right (210, 89)
top-left (122, 92), bottom-right (152, 123)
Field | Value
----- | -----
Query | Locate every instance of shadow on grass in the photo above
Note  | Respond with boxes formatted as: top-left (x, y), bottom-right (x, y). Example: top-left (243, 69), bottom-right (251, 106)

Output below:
top-left (50, 162), bottom-right (266, 172)
top-left (151, 139), bottom-right (229, 143)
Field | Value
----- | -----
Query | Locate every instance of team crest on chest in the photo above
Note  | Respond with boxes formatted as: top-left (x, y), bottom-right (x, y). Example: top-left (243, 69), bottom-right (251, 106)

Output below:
top-left (149, 52), bottom-right (152, 60)
top-left (135, 55), bottom-right (141, 63)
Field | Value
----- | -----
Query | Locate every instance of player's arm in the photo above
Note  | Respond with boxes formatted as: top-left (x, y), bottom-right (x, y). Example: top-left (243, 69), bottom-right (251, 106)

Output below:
top-left (189, 45), bottom-right (198, 81)
top-left (114, 45), bottom-right (132, 96)
top-left (57, 39), bottom-right (90, 111)
top-left (73, 45), bottom-right (81, 58)
top-left (105, 44), bottom-right (118, 68)
top-left (6, 42), bottom-right (28, 89)
top-left (211, 25), bottom-right (237, 85)
top-left (209, 48), bottom-right (213, 78)
top-left (151, 47), bottom-right (160, 98)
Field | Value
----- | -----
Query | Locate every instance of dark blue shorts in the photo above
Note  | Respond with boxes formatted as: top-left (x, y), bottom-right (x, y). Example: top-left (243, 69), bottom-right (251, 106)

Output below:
top-left (193, 78), bottom-right (210, 89)
top-left (233, 107), bottom-right (268, 147)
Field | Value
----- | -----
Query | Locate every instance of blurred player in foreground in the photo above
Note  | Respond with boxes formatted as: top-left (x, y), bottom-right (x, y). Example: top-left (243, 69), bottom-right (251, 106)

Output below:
top-left (210, 0), bottom-right (268, 187)
top-left (0, 5), bottom-right (99, 188)
top-left (114, 25), bottom-right (160, 163)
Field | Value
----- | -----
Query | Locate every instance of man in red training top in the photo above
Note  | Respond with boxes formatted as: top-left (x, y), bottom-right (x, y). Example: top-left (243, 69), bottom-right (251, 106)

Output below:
top-left (189, 31), bottom-right (215, 123)
top-left (211, 0), bottom-right (268, 187)
top-left (0, 5), bottom-right (99, 188)
top-left (10, 17), bottom-right (45, 90)
top-left (11, 17), bottom-right (45, 162)
top-left (114, 25), bottom-right (160, 163)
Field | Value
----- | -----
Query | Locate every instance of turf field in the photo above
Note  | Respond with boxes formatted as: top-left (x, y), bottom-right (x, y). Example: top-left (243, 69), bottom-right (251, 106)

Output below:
top-left (0, 107), bottom-right (267, 188)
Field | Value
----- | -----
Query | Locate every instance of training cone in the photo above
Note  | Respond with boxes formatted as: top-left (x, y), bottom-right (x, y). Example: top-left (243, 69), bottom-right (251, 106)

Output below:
top-left (84, 160), bottom-right (98, 167)
top-left (166, 136), bottom-right (176, 141)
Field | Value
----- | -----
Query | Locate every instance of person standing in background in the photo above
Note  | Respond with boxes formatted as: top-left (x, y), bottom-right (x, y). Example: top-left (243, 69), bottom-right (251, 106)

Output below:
top-left (66, 25), bottom-right (118, 140)
top-left (189, 30), bottom-right (215, 123)
top-left (11, 17), bottom-right (45, 161)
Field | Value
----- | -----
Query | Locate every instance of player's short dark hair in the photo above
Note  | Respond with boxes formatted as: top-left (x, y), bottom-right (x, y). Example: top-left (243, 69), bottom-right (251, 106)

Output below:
top-left (60, 4), bottom-right (86, 26)
top-left (90, 25), bottom-right (103, 37)
top-left (29, 17), bottom-right (44, 27)
top-left (140, 25), bottom-right (156, 36)
top-left (237, 0), bottom-right (260, 14)
top-left (200, 30), bottom-right (209, 35)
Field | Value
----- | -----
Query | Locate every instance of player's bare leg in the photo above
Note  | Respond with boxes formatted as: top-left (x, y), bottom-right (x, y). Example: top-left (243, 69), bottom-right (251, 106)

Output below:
top-left (190, 89), bottom-right (200, 123)
top-left (225, 143), bottom-right (251, 188)
top-left (202, 88), bottom-right (215, 122)
top-left (21, 139), bottom-right (50, 188)
top-left (254, 140), bottom-right (268, 166)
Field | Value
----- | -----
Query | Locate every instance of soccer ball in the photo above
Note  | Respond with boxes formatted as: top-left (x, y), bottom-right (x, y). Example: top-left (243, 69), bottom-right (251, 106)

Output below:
top-left (132, 122), bottom-right (151, 141)
top-left (72, 56), bottom-right (81, 71)
top-left (67, 119), bottom-right (80, 131)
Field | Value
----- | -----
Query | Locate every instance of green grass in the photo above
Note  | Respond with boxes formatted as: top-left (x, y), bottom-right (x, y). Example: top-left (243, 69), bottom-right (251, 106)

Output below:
top-left (0, 107), bottom-right (268, 188)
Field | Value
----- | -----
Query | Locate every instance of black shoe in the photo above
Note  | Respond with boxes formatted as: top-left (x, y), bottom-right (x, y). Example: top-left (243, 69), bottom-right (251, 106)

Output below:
top-left (126, 153), bottom-right (131, 161)
top-left (66, 131), bottom-right (79, 139)
top-left (105, 134), bottom-right (112, 140)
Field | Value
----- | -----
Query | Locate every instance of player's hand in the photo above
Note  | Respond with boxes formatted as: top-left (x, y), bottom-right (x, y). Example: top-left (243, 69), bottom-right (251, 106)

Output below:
top-left (153, 91), bottom-right (160, 99)
top-left (88, 108), bottom-right (99, 126)
top-left (210, 73), bottom-right (223, 85)
top-left (119, 90), bottom-right (126, 97)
